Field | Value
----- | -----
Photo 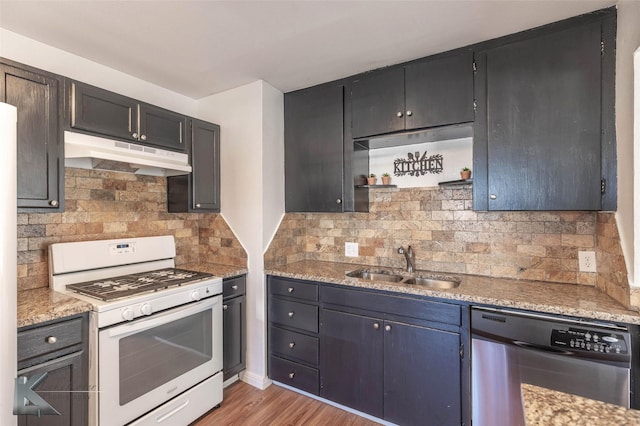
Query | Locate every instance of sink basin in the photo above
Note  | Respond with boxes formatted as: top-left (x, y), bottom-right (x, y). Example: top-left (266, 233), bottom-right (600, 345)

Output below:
top-left (403, 276), bottom-right (460, 289)
top-left (346, 269), bottom-right (404, 283)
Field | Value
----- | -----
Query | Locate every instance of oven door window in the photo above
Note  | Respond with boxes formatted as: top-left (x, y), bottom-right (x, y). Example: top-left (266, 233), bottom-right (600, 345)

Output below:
top-left (119, 309), bottom-right (212, 405)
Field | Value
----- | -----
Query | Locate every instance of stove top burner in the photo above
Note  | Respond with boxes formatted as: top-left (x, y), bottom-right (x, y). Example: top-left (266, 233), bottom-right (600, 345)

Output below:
top-left (66, 268), bottom-right (213, 301)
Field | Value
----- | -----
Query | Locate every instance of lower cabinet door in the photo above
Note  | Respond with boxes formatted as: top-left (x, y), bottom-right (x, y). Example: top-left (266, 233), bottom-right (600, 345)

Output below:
top-left (223, 295), bottom-right (245, 380)
top-left (320, 309), bottom-right (384, 418)
top-left (17, 351), bottom-right (87, 426)
top-left (384, 321), bottom-right (461, 426)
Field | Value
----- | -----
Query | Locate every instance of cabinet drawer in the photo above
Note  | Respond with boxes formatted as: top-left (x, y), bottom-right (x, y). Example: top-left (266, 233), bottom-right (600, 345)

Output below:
top-left (223, 275), bottom-right (246, 299)
top-left (270, 326), bottom-right (319, 366)
top-left (270, 355), bottom-right (319, 395)
top-left (18, 317), bottom-right (83, 363)
top-left (270, 299), bottom-right (318, 333)
top-left (269, 276), bottom-right (318, 302)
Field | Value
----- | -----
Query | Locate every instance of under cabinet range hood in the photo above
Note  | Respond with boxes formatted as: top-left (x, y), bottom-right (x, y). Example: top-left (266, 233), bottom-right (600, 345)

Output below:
top-left (64, 131), bottom-right (191, 176)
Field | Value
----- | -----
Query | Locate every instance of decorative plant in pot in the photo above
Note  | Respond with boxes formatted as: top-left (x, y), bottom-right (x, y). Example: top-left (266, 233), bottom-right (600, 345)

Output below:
top-left (367, 173), bottom-right (377, 185)
top-left (460, 167), bottom-right (472, 180)
top-left (381, 173), bottom-right (391, 185)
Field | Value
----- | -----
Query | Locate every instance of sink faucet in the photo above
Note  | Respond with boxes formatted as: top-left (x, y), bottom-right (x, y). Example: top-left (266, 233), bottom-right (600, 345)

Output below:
top-left (398, 246), bottom-right (415, 273)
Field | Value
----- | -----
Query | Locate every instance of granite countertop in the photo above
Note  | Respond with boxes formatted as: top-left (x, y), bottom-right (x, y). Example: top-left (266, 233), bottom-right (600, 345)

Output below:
top-left (522, 384), bottom-right (640, 425)
top-left (18, 263), bottom-right (247, 328)
top-left (265, 260), bottom-right (640, 325)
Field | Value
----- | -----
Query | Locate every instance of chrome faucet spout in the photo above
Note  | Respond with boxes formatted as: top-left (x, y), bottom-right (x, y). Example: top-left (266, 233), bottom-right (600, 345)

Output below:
top-left (398, 245), bottom-right (416, 273)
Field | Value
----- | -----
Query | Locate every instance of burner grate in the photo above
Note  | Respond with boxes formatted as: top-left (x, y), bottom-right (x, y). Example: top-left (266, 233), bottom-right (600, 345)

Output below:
top-left (66, 268), bottom-right (213, 301)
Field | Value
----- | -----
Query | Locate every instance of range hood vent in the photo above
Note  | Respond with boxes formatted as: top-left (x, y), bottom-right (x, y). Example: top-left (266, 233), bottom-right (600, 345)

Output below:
top-left (64, 131), bottom-right (191, 177)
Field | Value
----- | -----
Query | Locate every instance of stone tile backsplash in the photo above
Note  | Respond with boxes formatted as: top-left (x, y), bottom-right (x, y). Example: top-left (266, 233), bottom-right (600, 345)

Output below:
top-left (266, 186), bottom-right (631, 307)
top-left (17, 168), bottom-right (246, 291)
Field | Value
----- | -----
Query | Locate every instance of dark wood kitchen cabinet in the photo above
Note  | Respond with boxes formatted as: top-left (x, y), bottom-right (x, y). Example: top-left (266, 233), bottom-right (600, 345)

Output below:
top-left (17, 314), bottom-right (88, 426)
top-left (0, 59), bottom-right (64, 211)
top-left (473, 10), bottom-right (616, 211)
top-left (285, 82), bottom-right (354, 212)
top-left (167, 118), bottom-right (220, 212)
top-left (267, 276), bottom-right (320, 395)
top-left (320, 285), bottom-right (468, 426)
top-left (223, 275), bottom-right (246, 381)
top-left (69, 80), bottom-right (186, 152)
top-left (351, 51), bottom-right (474, 139)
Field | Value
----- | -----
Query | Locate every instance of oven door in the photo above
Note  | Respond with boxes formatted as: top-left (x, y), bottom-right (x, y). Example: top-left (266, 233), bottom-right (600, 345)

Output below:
top-left (98, 295), bottom-right (222, 426)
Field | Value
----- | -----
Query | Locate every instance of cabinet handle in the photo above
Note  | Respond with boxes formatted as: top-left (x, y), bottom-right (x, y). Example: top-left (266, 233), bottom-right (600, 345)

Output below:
top-left (223, 304), bottom-right (228, 310)
top-left (336, 198), bottom-right (342, 204)
top-left (406, 110), bottom-right (413, 116)
top-left (385, 325), bottom-right (392, 332)
top-left (46, 336), bottom-right (57, 344)
top-left (288, 311), bottom-right (295, 318)
top-left (373, 323), bottom-right (380, 330)
top-left (132, 132), bottom-right (138, 139)
top-left (289, 342), bottom-right (295, 349)
top-left (287, 287), bottom-right (294, 293)
top-left (396, 111), bottom-right (403, 118)
top-left (288, 372), bottom-right (295, 379)
top-left (490, 194), bottom-right (497, 200)
top-left (140, 134), bottom-right (147, 141)
top-left (232, 285), bottom-right (238, 290)
top-left (49, 200), bottom-right (59, 207)
top-left (195, 203), bottom-right (202, 208)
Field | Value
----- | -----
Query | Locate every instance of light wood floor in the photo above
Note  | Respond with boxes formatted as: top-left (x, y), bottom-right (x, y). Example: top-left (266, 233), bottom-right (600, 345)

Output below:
top-left (193, 381), bottom-right (380, 426)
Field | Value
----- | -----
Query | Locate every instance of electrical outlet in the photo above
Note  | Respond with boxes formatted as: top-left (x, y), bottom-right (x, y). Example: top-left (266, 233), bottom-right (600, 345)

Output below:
top-left (345, 242), bottom-right (359, 257)
top-left (578, 251), bottom-right (597, 273)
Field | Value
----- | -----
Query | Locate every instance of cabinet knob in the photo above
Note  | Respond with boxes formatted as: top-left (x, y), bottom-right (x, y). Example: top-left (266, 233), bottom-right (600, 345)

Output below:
top-left (289, 342), bottom-right (295, 349)
top-left (373, 323), bottom-right (380, 330)
top-left (46, 336), bottom-right (57, 344)
top-left (288, 311), bottom-right (295, 318)
top-left (232, 285), bottom-right (238, 290)
top-left (406, 110), bottom-right (413, 116)
top-left (195, 203), bottom-right (202, 208)
top-left (385, 325), bottom-right (392, 332)
top-left (132, 132), bottom-right (138, 139)
top-left (49, 200), bottom-right (59, 207)
top-left (336, 198), bottom-right (342, 204)
top-left (287, 287), bottom-right (294, 293)
top-left (396, 111), bottom-right (403, 118)
top-left (490, 194), bottom-right (497, 200)
top-left (140, 134), bottom-right (147, 141)
top-left (223, 304), bottom-right (228, 310)
top-left (288, 372), bottom-right (295, 379)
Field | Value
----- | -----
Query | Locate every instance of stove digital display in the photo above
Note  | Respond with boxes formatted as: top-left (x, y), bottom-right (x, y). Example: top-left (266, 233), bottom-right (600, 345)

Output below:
top-left (109, 242), bottom-right (136, 255)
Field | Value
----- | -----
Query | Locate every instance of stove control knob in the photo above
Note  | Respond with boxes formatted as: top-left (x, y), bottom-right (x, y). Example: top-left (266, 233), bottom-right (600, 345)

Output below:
top-left (122, 308), bottom-right (135, 321)
top-left (191, 290), bottom-right (202, 301)
top-left (141, 303), bottom-right (152, 316)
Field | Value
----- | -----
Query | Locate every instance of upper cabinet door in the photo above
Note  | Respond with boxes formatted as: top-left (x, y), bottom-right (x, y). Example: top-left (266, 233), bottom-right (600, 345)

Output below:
top-left (405, 51), bottom-right (474, 130)
top-left (1, 62), bottom-right (63, 210)
top-left (351, 67), bottom-right (405, 139)
top-left (190, 119), bottom-right (220, 211)
top-left (70, 81), bottom-right (138, 141)
top-left (139, 104), bottom-right (186, 152)
top-left (285, 83), bottom-right (345, 212)
top-left (474, 20), bottom-right (604, 211)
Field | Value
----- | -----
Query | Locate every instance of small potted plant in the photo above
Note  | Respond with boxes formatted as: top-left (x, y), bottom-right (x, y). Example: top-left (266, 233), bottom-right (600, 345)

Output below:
top-left (460, 167), bottom-right (471, 180)
top-left (381, 173), bottom-right (391, 185)
top-left (367, 173), bottom-right (377, 185)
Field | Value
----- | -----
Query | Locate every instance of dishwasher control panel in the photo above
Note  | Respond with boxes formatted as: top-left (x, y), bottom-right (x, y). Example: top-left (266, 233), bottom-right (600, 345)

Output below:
top-left (551, 328), bottom-right (628, 355)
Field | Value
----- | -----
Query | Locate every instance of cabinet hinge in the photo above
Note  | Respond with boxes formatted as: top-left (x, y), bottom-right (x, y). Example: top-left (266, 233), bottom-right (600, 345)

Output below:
top-left (472, 61), bottom-right (477, 73)
top-left (601, 179), bottom-right (606, 194)
top-left (601, 41), bottom-right (605, 54)
top-left (460, 343), bottom-right (464, 359)
top-left (473, 100), bottom-right (477, 113)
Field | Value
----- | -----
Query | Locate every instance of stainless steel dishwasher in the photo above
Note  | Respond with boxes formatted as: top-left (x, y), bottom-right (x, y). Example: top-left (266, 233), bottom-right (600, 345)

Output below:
top-left (471, 306), bottom-right (632, 426)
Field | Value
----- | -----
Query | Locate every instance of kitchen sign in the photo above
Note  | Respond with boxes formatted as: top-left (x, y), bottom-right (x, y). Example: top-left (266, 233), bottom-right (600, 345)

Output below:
top-left (394, 151), bottom-right (443, 177)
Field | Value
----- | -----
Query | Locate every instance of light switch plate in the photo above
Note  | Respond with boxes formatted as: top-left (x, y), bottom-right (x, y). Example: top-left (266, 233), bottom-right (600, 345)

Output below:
top-left (578, 251), bottom-right (596, 273)
top-left (345, 242), bottom-right (359, 257)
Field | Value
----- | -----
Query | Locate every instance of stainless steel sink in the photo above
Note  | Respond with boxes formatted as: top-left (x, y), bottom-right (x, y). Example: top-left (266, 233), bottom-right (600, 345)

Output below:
top-left (346, 268), bottom-right (460, 288)
top-left (345, 269), bottom-right (404, 283)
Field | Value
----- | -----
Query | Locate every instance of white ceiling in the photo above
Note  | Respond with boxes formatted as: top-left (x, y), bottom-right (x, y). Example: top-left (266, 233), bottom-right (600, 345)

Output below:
top-left (0, 0), bottom-right (616, 99)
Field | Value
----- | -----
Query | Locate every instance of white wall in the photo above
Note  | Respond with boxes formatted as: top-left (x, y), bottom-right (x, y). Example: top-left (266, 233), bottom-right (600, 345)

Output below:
top-left (197, 81), bottom-right (284, 389)
top-left (635, 45), bottom-right (640, 287)
top-left (0, 29), bottom-right (197, 116)
top-left (614, 1), bottom-right (640, 287)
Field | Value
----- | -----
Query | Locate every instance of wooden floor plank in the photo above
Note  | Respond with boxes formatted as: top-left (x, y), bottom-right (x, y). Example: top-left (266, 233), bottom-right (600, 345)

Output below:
top-left (193, 381), bottom-right (380, 425)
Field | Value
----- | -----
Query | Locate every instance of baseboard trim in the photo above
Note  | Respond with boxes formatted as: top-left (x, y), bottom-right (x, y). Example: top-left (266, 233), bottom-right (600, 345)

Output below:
top-left (240, 370), bottom-right (272, 390)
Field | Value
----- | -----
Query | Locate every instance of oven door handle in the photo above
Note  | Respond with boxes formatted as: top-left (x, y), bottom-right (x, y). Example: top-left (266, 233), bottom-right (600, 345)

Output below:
top-left (105, 296), bottom-right (219, 338)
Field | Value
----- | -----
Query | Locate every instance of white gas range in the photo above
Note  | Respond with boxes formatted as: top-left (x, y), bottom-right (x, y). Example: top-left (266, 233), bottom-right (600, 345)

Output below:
top-left (49, 235), bottom-right (223, 426)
